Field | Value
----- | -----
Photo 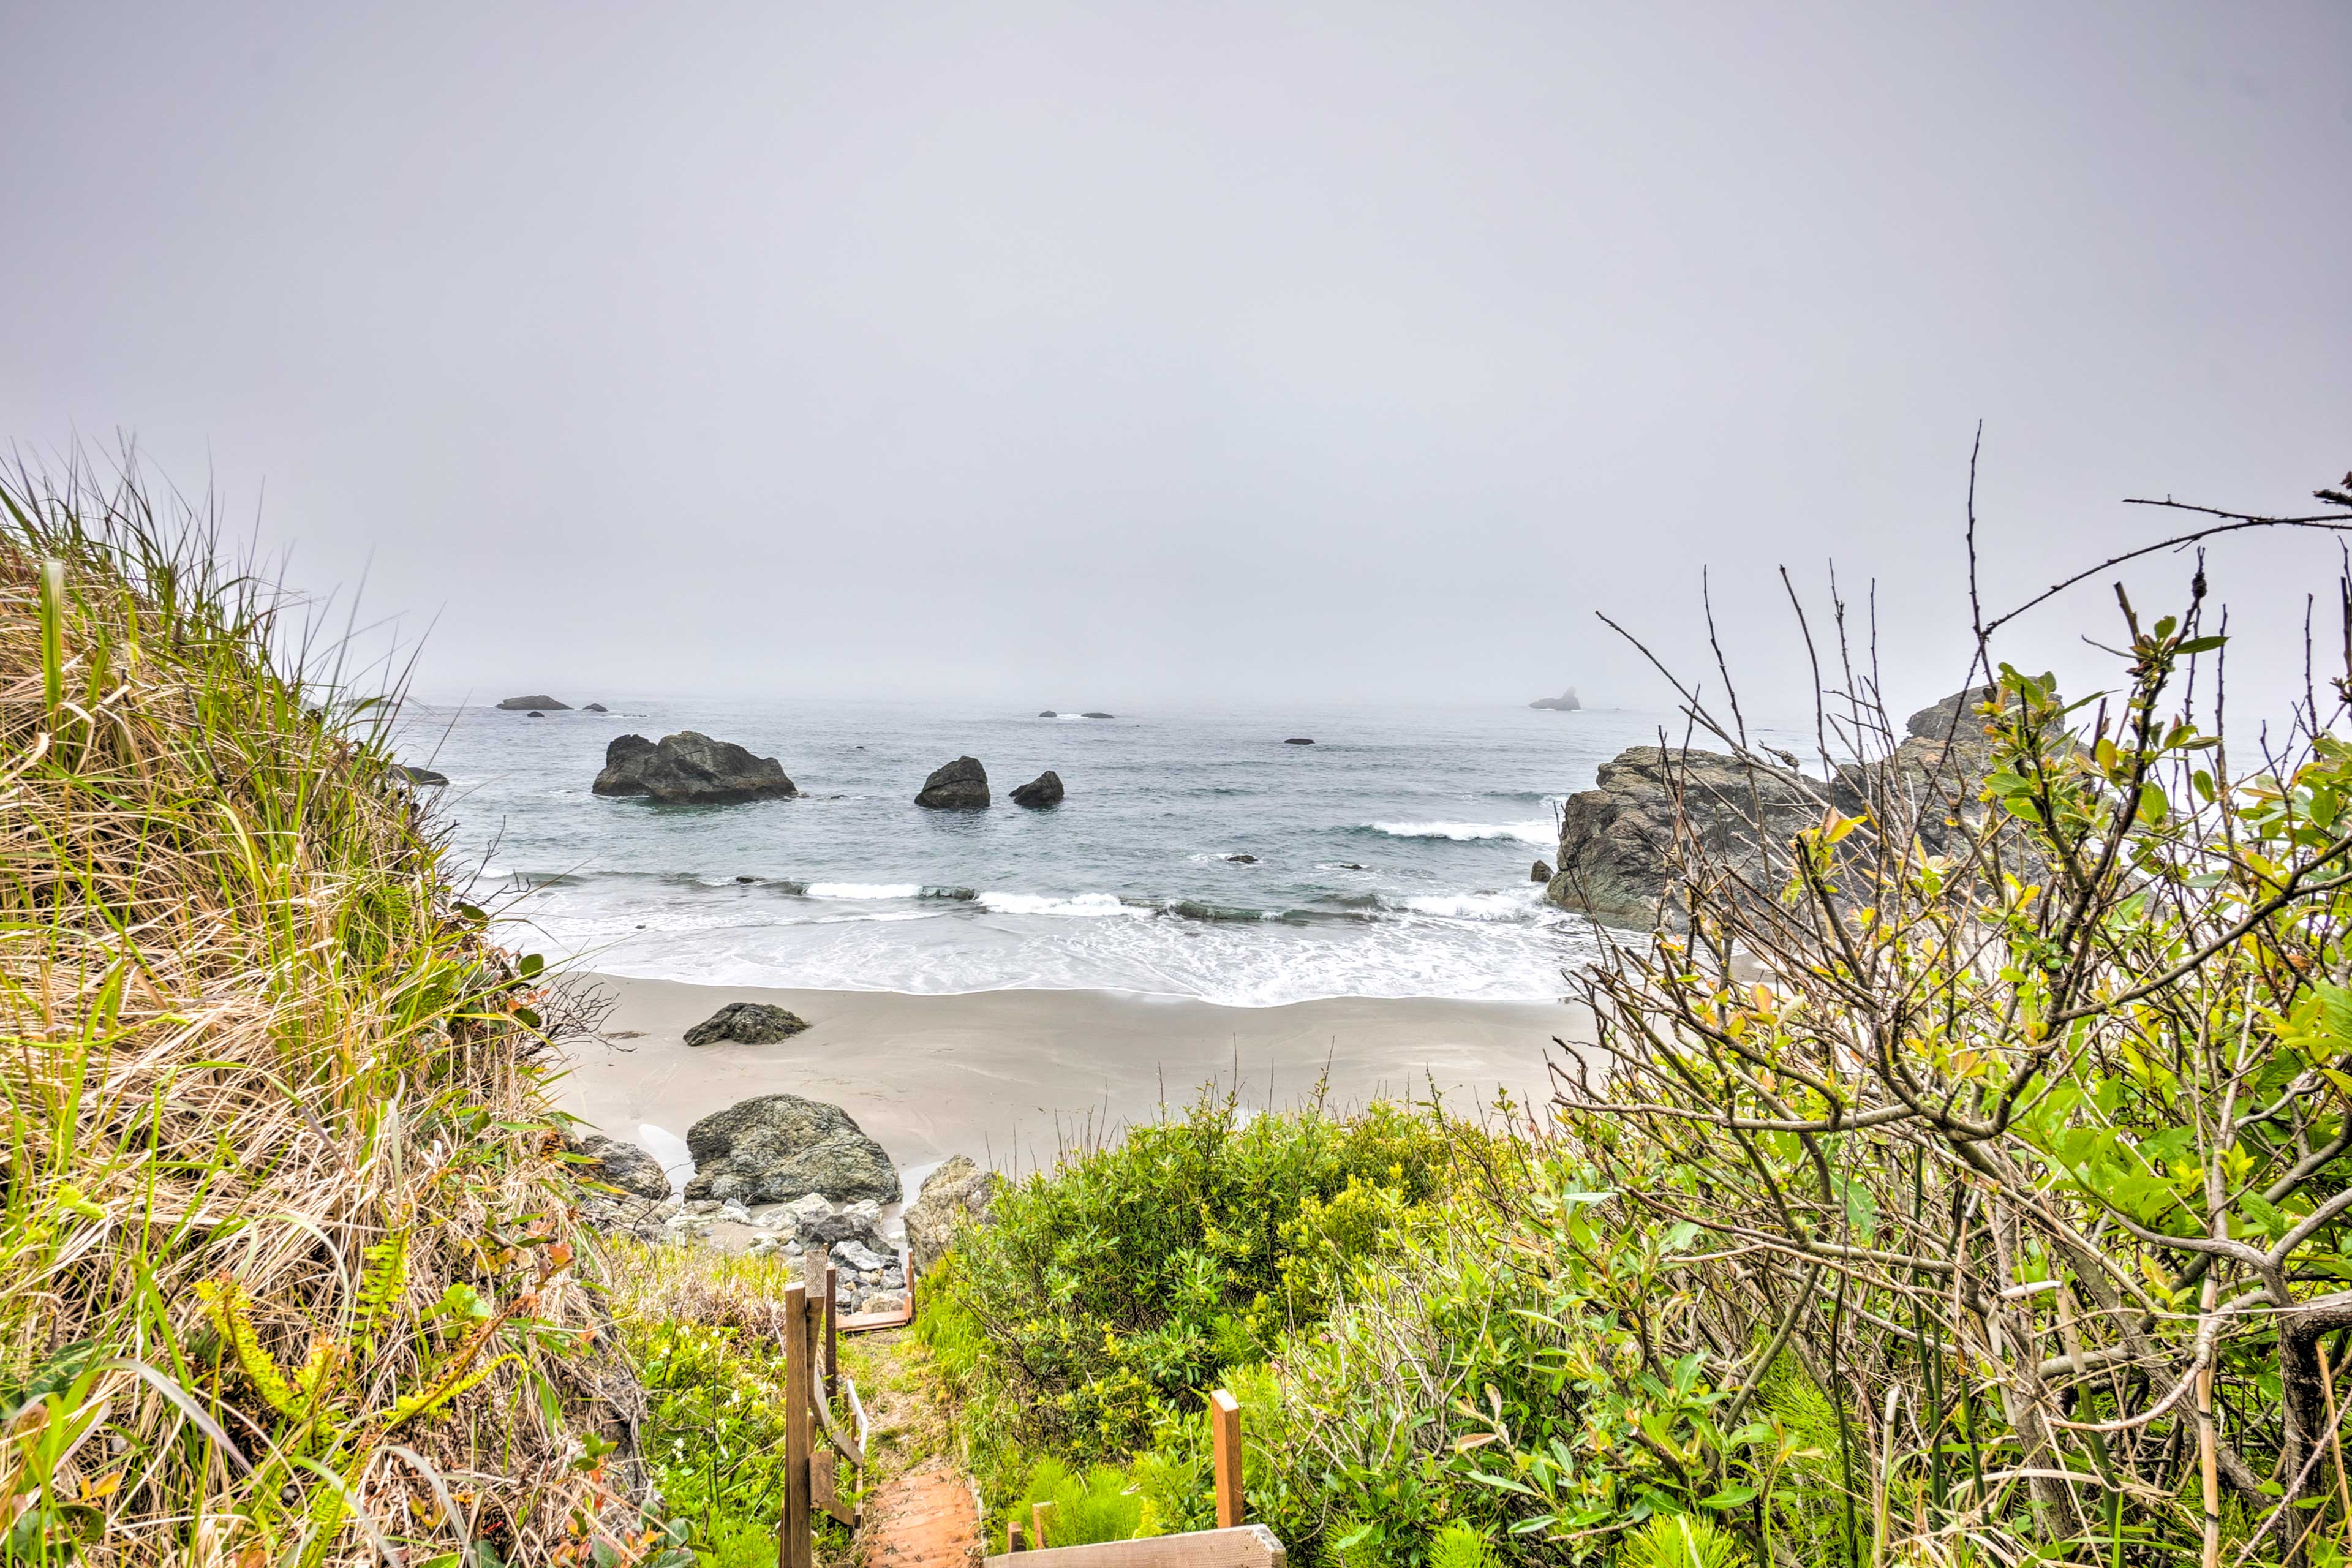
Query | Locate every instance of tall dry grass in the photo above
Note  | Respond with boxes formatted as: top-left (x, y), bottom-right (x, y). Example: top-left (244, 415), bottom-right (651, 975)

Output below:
top-left (0, 453), bottom-right (654, 1566)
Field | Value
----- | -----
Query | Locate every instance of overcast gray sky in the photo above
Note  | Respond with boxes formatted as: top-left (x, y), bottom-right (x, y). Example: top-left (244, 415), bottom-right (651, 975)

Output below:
top-left (4, 2), bottom-right (2346, 717)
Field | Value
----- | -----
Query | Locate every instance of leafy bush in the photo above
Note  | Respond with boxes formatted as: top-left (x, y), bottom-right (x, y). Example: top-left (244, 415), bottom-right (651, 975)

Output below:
top-left (921, 1092), bottom-right (1453, 1496)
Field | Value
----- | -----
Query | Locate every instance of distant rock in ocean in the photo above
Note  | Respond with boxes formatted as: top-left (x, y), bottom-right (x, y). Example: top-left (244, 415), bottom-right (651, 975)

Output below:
top-left (1081, 711), bottom-right (1114, 720)
top-left (1529, 688), bottom-right (1581, 712)
top-left (1009, 769), bottom-right (1064, 807)
top-left (526, 710), bottom-right (545, 718)
top-left (1221, 853), bottom-right (1257, 864)
top-left (916, 756), bottom-right (990, 809)
top-left (1038, 710), bottom-right (1058, 717)
top-left (498, 695), bottom-right (570, 710)
top-left (399, 764), bottom-right (449, 786)
top-left (584, 702), bottom-right (609, 712)
top-left (1284, 737), bottom-right (1314, 745)
top-left (594, 732), bottom-right (798, 804)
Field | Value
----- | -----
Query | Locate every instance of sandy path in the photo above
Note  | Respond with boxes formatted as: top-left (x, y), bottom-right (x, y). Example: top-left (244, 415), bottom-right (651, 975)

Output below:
top-left (557, 976), bottom-right (1581, 1174)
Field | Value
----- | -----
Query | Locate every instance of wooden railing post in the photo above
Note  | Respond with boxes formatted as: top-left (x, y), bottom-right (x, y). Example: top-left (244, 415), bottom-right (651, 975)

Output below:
top-left (1210, 1387), bottom-right (1243, 1526)
top-left (823, 1261), bottom-right (839, 1403)
top-left (782, 1280), bottom-right (813, 1568)
top-left (1031, 1499), bottom-right (1054, 1547)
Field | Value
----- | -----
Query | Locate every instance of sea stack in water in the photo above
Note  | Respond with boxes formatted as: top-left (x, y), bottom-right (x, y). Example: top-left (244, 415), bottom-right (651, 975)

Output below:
top-left (1081, 711), bottom-right (1114, 720)
top-left (1529, 688), bottom-right (1581, 712)
top-left (1531, 858), bottom-right (1553, 883)
top-left (916, 756), bottom-right (990, 809)
top-left (593, 732), bottom-right (797, 804)
top-left (1284, 737), bottom-right (1314, 745)
top-left (1038, 710), bottom-right (1058, 718)
top-left (497, 695), bottom-right (570, 711)
top-left (1009, 770), bottom-right (1063, 808)
top-left (583, 702), bottom-right (609, 713)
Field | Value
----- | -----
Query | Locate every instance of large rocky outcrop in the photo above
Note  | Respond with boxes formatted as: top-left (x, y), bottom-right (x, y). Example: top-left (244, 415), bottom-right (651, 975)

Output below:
top-left (1009, 770), bottom-right (1063, 808)
top-left (684, 1094), bottom-right (902, 1206)
top-left (1530, 688), bottom-right (1581, 712)
top-left (684, 1001), bottom-right (810, 1046)
top-left (916, 756), bottom-right (990, 809)
top-left (1545, 690), bottom-right (2002, 929)
top-left (905, 1155), bottom-right (1000, 1275)
top-left (594, 731), bottom-right (797, 804)
top-left (498, 695), bottom-right (570, 710)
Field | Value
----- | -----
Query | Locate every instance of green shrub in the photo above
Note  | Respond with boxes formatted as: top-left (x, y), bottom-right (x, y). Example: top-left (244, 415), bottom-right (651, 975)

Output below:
top-left (922, 1092), bottom-right (1455, 1494)
top-left (1012, 1456), bottom-right (1156, 1544)
top-left (1616, 1515), bottom-right (1746, 1568)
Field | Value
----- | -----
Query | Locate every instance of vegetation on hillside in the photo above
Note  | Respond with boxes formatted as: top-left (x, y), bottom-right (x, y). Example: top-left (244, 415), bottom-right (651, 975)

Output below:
top-left (0, 458), bottom-right (659, 1565)
top-left (923, 473), bottom-right (2352, 1566)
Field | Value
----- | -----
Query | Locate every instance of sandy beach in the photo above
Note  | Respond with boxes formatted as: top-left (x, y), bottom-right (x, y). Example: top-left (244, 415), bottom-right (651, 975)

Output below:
top-left (557, 974), bottom-right (1586, 1178)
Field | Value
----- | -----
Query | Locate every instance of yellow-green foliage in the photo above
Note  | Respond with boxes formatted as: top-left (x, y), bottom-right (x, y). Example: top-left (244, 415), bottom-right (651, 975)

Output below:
top-left (0, 457), bottom-right (652, 1564)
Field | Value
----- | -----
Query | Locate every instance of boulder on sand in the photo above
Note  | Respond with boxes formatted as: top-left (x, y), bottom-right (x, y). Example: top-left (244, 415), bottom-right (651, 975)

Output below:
top-left (568, 1133), bottom-right (673, 1202)
top-left (684, 1094), bottom-right (902, 1207)
top-left (498, 695), bottom-right (570, 710)
top-left (905, 1155), bottom-right (1000, 1275)
top-left (916, 756), bottom-right (990, 809)
top-left (594, 732), bottom-right (797, 804)
top-left (684, 1001), bottom-right (811, 1047)
top-left (1009, 770), bottom-right (1064, 808)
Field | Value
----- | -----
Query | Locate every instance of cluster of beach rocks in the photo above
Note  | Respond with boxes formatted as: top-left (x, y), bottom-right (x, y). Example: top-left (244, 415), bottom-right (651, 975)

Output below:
top-left (568, 1096), bottom-right (1001, 1317)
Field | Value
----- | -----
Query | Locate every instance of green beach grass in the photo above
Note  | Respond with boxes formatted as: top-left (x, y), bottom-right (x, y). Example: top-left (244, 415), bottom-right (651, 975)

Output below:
top-left (0, 456), bottom-right (660, 1565)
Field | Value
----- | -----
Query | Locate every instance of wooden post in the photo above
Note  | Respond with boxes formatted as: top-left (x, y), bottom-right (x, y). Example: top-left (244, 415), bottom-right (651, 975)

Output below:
top-left (1006, 1521), bottom-right (1027, 1553)
top-left (1031, 1499), bottom-right (1054, 1547)
top-left (1210, 1386), bottom-right (1243, 1526)
top-left (782, 1281), bottom-right (813, 1568)
top-left (823, 1261), bottom-right (839, 1403)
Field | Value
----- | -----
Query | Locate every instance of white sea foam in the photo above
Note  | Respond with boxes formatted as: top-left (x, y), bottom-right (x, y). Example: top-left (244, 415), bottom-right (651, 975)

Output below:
top-left (804, 881), bottom-right (925, 900)
top-left (1395, 889), bottom-right (1547, 920)
top-left (1368, 820), bottom-right (1553, 846)
top-left (976, 891), bottom-right (1138, 918)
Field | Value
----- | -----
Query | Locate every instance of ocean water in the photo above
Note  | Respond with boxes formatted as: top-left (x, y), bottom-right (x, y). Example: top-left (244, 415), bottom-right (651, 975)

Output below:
top-left (402, 698), bottom-right (1670, 1006)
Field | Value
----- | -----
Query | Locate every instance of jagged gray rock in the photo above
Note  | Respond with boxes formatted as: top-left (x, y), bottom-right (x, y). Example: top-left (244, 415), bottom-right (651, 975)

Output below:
top-left (1009, 769), bottom-right (1063, 807)
top-left (684, 1001), bottom-right (810, 1047)
top-left (916, 756), bottom-right (990, 809)
top-left (905, 1155), bottom-right (1000, 1275)
top-left (1544, 690), bottom-right (2005, 929)
top-left (1530, 688), bottom-right (1581, 712)
top-left (684, 1094), bottom-right (902, 1206)
top-left (1530, 858), bottom-right (1553, 883)
top-left (805, 1199), bottom-right (886, 1249)
top-left (570, 1133), bottom-right (673, 1202)
top-left (498, 695), bottom-right (570, 710)
top-left (594, 731), bottom-right (797, 804)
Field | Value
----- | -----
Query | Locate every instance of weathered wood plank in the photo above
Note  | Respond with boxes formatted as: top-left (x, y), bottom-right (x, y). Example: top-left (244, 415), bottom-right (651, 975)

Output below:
top-left (782, 1281), bottom-right (813, 1568)
top-left (982, 1525), bottom-right (1284, 1568)
top-left (1209, 1389), bottom-right (1243, 1528)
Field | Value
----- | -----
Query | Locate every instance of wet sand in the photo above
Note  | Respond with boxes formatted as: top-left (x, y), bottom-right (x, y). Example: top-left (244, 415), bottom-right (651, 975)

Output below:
top-left (557, 975), bottom-right (1585, 1175)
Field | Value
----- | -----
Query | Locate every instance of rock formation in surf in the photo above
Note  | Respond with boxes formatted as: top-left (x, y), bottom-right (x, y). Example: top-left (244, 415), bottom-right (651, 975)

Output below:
top-left (1081, 711), bottom-right (1114, 719)
top-left (684, 1001), bottom-right (810, 1046)
top-left (1544, 688), bottom-right (2001, 927)
top-left (1529, 688), bottom-right (1581, 711)
top-left (497, 694), bottom-right (570, 710)
top-left (399, 764), bottom-right (448, 786)
top-left (593, 731), bottom-right (797, 804)
top-left (1284, 737), bottom-right (1314, 745)
top-left (583, 702), bottom-right (608, 712)
top-left (916, 755), bottom-right (990, 809)
top-left (684, 1093), bottom-right (902, 1206)
top-left (1009, 769), bottom-right (1063, 807)
top-left (1530, 858), bottom-right (1552, 882)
